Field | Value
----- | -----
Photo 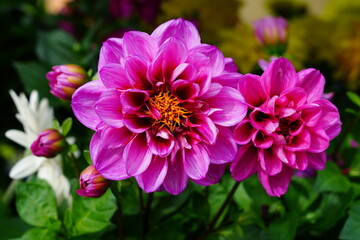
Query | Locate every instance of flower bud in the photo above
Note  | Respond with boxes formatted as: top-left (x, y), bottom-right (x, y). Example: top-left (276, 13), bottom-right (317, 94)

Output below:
top-left (46, 64), bottom-right (87, 101)
top-left (31, 129), bottom-right (65, 158)
top-left (76, 165), bottom-right (110, 198)
top-left (253, 16), bottom-right (288, 56)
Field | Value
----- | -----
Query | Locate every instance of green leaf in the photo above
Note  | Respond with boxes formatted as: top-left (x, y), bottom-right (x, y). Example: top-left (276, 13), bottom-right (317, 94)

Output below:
top-left (83, 150), bottom-right (92, 165)
top-left (16, 179), bottom-right (58, 227)
top-left (52, 119), bottom-right (61, 130)
top-left (347, 92), bottom-right (360, 108)
top-left (20, 227), bottom-right (59, 240)
top-left (13, 61), bottom-right (51, 99)
top-left (66, 190), bottom-right (117, 236)
top-left (0, 217), bottom-right (31, 239)
top-left (61, 117), bottom-right (73, 136)
top-left (314, 161), bottom-right (351, 193)
top-left (36, 30), bottom-right (78, 66)
top-left (267, 211), bottom-right (299, 240)
top-left (340, 201), bottom-right (360, 239)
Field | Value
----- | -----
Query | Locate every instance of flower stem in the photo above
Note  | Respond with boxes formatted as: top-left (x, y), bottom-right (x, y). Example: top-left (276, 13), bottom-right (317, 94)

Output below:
top-left (202, 181), bottom-right (241, 239)
top-left (138, 186), bottom-right (145, 212)
top-left (142, 192), bottom-right (154, 239)
top-left (2, 180), bottom-right (18, 205)
top-left (69, 153), bottom-right (80, 177)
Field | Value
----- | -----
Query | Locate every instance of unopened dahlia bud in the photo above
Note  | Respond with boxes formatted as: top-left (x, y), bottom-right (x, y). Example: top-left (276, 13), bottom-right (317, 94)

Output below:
top-left (253, 16), bottom-right (288, 56)
top-left (46, 64), bottom-right (87, 101)
top-left (30, 129), bottom-right (65, 158)
top-left (76, 165), bottom-right (110, 198)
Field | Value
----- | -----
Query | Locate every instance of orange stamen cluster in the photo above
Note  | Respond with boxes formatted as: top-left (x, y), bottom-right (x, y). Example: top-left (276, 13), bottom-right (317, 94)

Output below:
top-left (148, 91), bottom-right (191, 131)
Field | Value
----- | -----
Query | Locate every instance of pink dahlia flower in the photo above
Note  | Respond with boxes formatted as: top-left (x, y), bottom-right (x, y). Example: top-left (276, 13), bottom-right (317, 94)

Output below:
top-left (231, 58), bottom-right (341, 197)
top-left (72, 18), bottom-right (247, 195)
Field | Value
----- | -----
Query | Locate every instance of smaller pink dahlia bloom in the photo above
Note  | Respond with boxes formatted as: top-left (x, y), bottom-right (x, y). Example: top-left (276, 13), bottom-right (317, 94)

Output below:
top-left (46, 64), bottom-right (87, 101)
top-left (72, 18), bottom-right (246, 195)
top-left (77, 165), bottom-right (110, 198)
top-left (231, 58), bottom-right (341, 197)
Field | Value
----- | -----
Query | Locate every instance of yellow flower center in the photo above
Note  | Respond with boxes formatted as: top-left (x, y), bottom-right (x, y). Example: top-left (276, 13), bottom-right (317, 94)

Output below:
top-left (148, 91), bottom-right (191, 131)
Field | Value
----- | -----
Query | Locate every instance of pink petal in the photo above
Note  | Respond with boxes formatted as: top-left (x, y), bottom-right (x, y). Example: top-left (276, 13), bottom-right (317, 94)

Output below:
top-left (234, 119), bottom-right (254, 145)
top-left (123, 31), bottom-right (156, 61)
top-left (136, 156), bottom-right (168, 193)
top-left (280, 87), bottom-right (307, 107)
top-left (253, 130), bottom-right (274, 148)
top-left (123, 113), bottom-right (152, 133)
top-left (230, 144), bottom-right (258, 182)
top-left (285, 129), bottom-right (311, 151)
top-left (190, 44), bottom-right (225, 76)
top-left (212, 72), bottom-right (242, 89)
top-left (90, 132), bottom-right (129, 180)
top-left (300, 104), bottom-right (322, 127)
top-left (208, 126), bottom-right (237, 164)
top-left (207, 86), bottom-right (247, 126)
top-left (98, 38), bottom-right (124, 70)
top-left (101, 126), bottom-right (135, 149)
top-left (120, 89), bottom-right (149, 111)
top-left (293, 151), bottom-right (308, 171)
top-left (297, 68), bottom-right (325, 102)
top-left (147, 128), bottom-right (175, 157)
top-left (151, 18), bottom-right (201, 49)
top-left (185, 52), bottom-right (211, 95)
top-left (192, 163), bottom-right (226, 186)
top-left (259, 148), bottom-right (283, 176)
top-left (314, 99), bottom-right (341, 140)
top-left (224, 57), bottom-right (238, 72)
top-left (71, 80), bottom-right (105, 131)
top-left (238, 74), bottom-right (267, 107)
top-left (261, 58), bottom-right (298, 97)
top-left (171, 63), bottom-right (197, 82)
top-left (187, 114), bottom-right (218, 144)
top-left (95, 89), bottom-right (123, 128)
top-left (123, 133), bottom-right (153, 176)
top-left (183, 144), bottom-right (210, 180)
top-left (307, 151), bottom-right (326, 170)
top-left (99, 64), bottom-right (131, 89)
top-left (199, 83), bottom-right (222, 99)
top-left (258, 165), bottom-right (293, 197)
top-left (308, 129), bottom-right (329, 153)
top-left (163, 151), bottom-right (189, 195)
top-left (150, 37), bottom-right (187, 82)
top-left (171, 80), bottom-right (200, 101)
top-left (125, 56), bottom-right (152, 90)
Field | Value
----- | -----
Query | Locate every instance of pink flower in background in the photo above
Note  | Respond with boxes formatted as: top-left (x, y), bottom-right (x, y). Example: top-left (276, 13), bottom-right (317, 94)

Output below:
top-left (231, 58), bottom-right (341, 197)
top-left (46, 64), bottom-right (87, 101)
top-left (253, 16), bottom-right (288, 46)
top-left (31, 129), bottom-right (65, 158)
top-left (77, 165), bottom-right (110, 198)
top-left (72, 18), bottom-right (246, 195)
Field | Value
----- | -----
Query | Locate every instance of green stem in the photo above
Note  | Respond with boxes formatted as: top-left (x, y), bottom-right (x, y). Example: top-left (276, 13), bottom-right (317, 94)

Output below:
top-left (2, 180), bottom-right (18, 205)
top-left (142, 192), bottom-right (154, 239)
top-left (138, 186), bottom-right (145, 213)
top-left (201, 181), bottom-right (241, 239)
top-left (69, 153), bottom-right (80, 177)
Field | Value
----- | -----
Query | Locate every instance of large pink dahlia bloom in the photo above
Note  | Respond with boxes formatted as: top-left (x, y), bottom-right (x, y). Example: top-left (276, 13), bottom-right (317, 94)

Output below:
top-left (72, 19), bottom-right (247, 195)
top-left (231, 58), bottom-right (341, 197)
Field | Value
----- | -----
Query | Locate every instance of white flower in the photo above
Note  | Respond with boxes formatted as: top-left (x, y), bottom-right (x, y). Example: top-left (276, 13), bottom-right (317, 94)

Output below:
top-left (5, 90), bottom-right (71, 204)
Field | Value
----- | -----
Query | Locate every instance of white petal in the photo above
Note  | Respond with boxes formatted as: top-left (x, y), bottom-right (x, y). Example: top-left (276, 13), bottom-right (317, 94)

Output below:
top-left (5, 129), bottom-right (31, 148)
top-left (9, 155), bottom-right (45, 179)
top-left (38, 159), bottom-right (71, 205)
